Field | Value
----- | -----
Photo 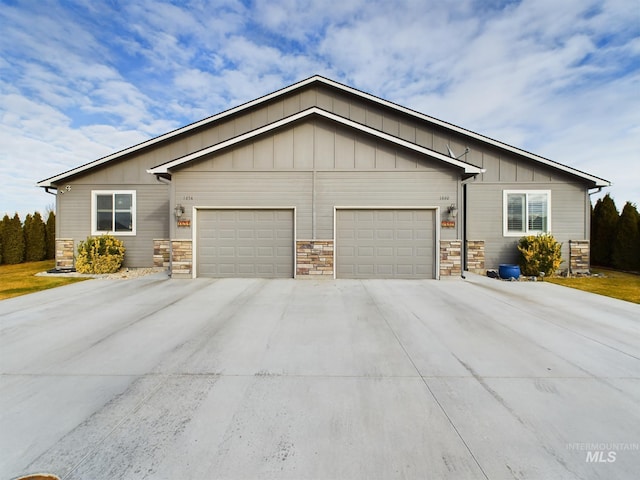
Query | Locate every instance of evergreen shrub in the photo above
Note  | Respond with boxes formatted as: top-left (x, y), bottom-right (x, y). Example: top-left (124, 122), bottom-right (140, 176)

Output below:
top-left (76, 235), bottom-right (125, 274)
top-left (518, 233), bottom-right (563, 276)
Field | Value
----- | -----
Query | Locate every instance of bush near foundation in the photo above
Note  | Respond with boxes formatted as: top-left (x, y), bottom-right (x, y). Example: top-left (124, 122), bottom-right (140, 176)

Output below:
top-left (76, 235), bottom-right (125, 274)
top-left (518, 234), bottom-right (563, 277)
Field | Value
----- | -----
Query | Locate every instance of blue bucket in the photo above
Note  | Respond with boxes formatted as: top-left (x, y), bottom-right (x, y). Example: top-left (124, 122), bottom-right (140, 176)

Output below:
top-left (499, 264), bottom-right (521, 280)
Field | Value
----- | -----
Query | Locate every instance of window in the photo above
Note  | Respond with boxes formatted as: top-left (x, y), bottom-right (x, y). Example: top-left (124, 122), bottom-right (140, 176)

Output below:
top-left (503, 190), bottom-right (550, 236)
top-left (92, 191), bottom-right (136, 235)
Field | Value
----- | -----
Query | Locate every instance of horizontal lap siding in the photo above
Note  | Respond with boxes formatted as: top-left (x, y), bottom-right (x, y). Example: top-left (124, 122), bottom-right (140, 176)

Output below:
top-left (315, 171), bottom-right (457, 239)
top-left (56, 183), bottom-right (169, 267)
top-left (174, 172), bottom-right (313, 239)
top-left (466, 182), bottom-right (587, 269)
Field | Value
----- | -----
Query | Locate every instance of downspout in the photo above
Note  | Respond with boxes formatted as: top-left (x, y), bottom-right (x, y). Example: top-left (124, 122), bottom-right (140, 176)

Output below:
top-left (462, 182), bottom-right (467, 275)
top-left (460, 171), bottom-right (484, 278)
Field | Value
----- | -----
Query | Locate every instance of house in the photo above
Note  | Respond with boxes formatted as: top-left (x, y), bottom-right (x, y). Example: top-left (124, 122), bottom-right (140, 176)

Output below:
top-left (38, 75), bottom-right (609, 279)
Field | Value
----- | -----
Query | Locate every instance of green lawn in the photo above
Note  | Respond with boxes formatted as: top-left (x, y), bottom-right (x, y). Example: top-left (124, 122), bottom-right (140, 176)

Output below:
top-left (546, 268), bottom-right (640, 304)
top-left (0, 260), bottom-right (89, 301)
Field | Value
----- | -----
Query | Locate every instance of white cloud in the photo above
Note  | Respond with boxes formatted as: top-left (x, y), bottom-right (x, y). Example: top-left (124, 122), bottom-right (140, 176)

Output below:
top-left (0, 0), bottom-right (638, 219)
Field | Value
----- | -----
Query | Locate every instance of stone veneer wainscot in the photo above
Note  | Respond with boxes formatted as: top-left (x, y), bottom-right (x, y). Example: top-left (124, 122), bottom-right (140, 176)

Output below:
top-left (171, 240), bottom-right (192, 277)
top-left (296, 240), bottom-right (334, 277)
top-left (440, 240), bottom-right (462, 277)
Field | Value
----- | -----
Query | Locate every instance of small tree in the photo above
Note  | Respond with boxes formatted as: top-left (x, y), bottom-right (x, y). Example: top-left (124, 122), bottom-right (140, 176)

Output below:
top-left (2, 213), bottom-right (25, 264)
top-left (612, 202), bottom-right (640, 271)
top-left (518, 234), bottom-right (563, 276)
top-left (591, 194), bottom-right (619, 267)
top-left (45, 211), bottom-right (56, 260)
top-left (24, 211), bottom-right (47, 262)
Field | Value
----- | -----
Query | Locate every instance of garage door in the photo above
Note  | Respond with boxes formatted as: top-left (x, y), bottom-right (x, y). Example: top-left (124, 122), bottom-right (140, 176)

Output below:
top-left (196, 209), bottom-right (294, 278)
top-left (336, 209), bottom-right (435, 279)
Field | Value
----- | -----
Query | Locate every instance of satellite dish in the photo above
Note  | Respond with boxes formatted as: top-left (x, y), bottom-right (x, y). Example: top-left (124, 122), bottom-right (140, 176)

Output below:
top-left (446, 145), bottom-right (470, 160)
top-left (446, 145), bottom-right (456, 158)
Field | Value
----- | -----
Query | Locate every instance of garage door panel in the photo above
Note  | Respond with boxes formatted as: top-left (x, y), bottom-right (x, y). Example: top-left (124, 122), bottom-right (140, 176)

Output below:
top-left (397, 265), bottom-right (414, 275)
top-left (357, 265), bottom-right (374, 275)
top-left (357, 229), bottom-right (374, 240)
top-left (219, 264), bottom-right (235, 274)
top-left (219, 229), bottom-right (236, 239)
top-left (197, 209), bottom-right (293, 278)
top-left (400, 246), bottom-right (418, 256)
top-left (336, 209), bottom-right (434, 279)
top-left (376, 264), bottom-right (393, 275)
top-left (377, 229), bottom-right (394, 239)
top-left (396, 210), bottom-right (414, 221)
top-left (257, 230), bottom-right (274, 239)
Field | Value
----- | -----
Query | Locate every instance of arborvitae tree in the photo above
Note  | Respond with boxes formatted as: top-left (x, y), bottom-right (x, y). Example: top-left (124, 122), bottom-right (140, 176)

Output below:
top-left (2, 213), bottom-right (25, 264)
top-left (0, 215), bottom-right (6, 264)
top-left (591, 194), bottom-right (619, 267)
top-left (612, 202), bottom-right (640, 271)
top-left (25, 211), bottom-right (47, 262)
top-left (23, 213), bottom-right (32, 259)
top-left (45, 211), bottom-right (56, 260)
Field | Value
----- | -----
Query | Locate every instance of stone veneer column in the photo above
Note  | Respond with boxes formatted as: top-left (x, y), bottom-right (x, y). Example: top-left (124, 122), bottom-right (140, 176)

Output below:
top-left (153, 239), bottom-right (171, 268)
top-left (55, 238), bottom-right (74, 270)
top-left (296, 240), bottom-right (334, 277)
top-left (466, 240), bottom-right (485, 274)
top-left (171, 240), bottom-right (192, 278)
top-left (569, 240), bottom-right (590, 274)
top-left (440, 240), bottom-right (462, 277)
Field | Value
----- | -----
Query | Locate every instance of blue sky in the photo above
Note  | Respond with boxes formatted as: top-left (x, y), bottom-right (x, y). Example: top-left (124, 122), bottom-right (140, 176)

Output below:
top-left (1, 0), bottom-right (639, 219)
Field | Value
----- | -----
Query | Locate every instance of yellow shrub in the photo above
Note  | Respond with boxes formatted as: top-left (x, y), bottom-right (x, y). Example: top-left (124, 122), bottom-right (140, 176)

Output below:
top-left (76, 235), bottom-right (125, 274)
top-left (517, 234), bottom-right (563, 276)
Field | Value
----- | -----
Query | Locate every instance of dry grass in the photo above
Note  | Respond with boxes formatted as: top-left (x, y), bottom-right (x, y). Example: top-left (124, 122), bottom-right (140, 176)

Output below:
top-left (546, 268), bottom-right (640, 304)
top-left (0, 260), bottom-right (88, 301)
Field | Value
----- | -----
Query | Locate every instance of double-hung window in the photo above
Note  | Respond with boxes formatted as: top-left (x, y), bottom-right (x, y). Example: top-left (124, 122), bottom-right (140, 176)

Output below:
top-left (503, 190), bottom-right (550, 236)
top-left (92, 190), bottom-right (136, 235)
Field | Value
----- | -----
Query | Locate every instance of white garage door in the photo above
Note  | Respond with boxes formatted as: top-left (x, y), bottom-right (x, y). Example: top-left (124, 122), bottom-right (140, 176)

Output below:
top-left (196, 209), bottom-right (294, 278)
top-left (336, 209), bottom-right (435, 279)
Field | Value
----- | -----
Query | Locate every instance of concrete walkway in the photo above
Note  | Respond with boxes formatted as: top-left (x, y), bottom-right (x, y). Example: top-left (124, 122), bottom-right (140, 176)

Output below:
top-left (1, 274), bottom-right (638, 479)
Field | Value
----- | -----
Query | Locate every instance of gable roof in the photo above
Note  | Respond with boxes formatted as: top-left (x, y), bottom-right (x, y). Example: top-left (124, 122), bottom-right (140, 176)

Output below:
top-left (147, 107), bottom-right (483, 175)
top-left (38, 75), bottom-right (609, 188)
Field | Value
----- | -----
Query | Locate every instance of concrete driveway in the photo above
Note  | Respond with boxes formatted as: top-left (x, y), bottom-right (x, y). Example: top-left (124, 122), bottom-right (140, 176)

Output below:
top-left (1, 274), bottom-right (638, 480)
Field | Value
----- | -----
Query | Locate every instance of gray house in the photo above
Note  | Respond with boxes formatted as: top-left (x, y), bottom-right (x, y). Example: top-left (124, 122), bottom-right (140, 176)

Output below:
top-left (38, 76), bottom-right (609, 279)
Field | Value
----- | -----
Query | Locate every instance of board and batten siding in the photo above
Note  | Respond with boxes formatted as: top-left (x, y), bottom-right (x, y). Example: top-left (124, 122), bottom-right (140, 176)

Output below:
top-left (56, 183), bottom-right (169, 267)
top-left (172, 119), bottom-right (462, 241)
top-left (122, 83), bottom-right (541, 181)
top-left (466, 181), bottom-right (588, 269)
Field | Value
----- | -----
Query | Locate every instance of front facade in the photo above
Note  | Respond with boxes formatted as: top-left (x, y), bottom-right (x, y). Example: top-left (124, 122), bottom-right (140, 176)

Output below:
top-left (38, 76), bottom-right (608, 279)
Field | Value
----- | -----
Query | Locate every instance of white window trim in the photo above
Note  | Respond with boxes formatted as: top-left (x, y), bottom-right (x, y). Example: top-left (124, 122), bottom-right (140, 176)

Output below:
top-left (503, 190), bottom-right (551, 237)
top-left (91, 190), bottom-right (137, 236)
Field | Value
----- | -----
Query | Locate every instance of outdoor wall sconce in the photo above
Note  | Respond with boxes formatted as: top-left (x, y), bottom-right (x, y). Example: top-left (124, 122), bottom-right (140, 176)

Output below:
top-left (448, 204), bottom-right (458, 218)
top-left (174, 204), bottom-right (185, 218)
